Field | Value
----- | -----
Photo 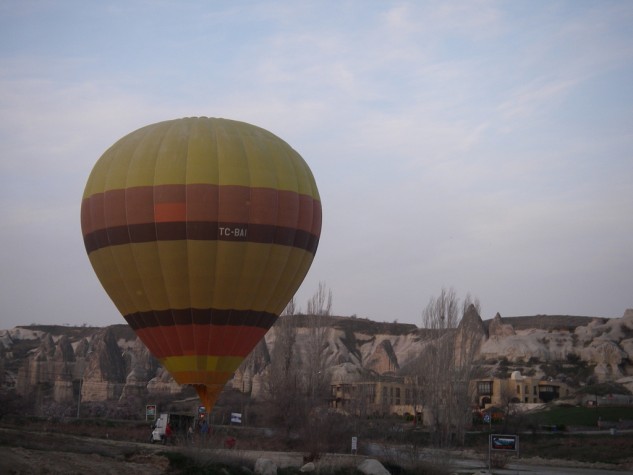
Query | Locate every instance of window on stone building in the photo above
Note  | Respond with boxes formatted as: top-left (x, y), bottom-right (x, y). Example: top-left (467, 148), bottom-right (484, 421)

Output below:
top-left (477, 381), bottom-right (492, 395)
top-left (368, 384), bottom-right (376, 404)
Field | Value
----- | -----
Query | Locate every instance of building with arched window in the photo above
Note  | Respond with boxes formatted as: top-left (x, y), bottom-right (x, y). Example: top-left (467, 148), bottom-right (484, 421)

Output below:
top-left (474, 371), bottom-right (571, 408)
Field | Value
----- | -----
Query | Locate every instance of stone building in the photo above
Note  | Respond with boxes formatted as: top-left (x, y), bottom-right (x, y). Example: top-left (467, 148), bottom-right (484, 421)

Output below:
top-left (331, 370), bottom-right (573, 422)
top-left (474, 371), bottom-right (571, 408)
top-left (329, 375), bottom-right (420, 418)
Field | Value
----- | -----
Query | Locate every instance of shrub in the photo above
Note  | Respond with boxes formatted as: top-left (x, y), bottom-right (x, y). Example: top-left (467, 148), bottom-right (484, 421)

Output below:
top-left (566, 353), bottom-right (581, 364)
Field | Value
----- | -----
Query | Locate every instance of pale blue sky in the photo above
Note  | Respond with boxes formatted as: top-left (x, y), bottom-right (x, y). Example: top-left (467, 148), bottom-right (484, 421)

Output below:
top-left (1, 1), bottom-right (631, 329)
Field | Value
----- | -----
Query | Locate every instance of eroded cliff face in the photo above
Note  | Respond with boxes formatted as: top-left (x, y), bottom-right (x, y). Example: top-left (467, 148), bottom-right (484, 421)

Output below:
top-left (2, 310), bottom-right (633, 403)
top-left (81, 328), bottom-right (127, 401)
top-left (5, 325), bottom-right (169, 405)
top-left (479, 310), bottom-right (633, 382)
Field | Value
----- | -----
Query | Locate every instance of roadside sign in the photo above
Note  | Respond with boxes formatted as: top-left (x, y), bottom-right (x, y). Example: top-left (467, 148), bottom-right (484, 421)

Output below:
top-left (231, 412), bottom-right (242, 424)
top-left (489, 434), bottom-right (519, 471)
top-left (351, 436), bottom-right (358, 454)
top-left (483, 413), bottom-right (491, 424)
top-left (490, 434), bottom-right (518, 451)
top-left (146, 404), bottom-right (157, 421)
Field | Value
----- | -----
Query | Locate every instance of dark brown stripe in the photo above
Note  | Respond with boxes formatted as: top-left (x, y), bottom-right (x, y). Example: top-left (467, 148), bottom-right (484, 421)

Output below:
top-left (124, 308), bottom-right (278, 330)
top-left (83, 221), bottom-right (319, 254)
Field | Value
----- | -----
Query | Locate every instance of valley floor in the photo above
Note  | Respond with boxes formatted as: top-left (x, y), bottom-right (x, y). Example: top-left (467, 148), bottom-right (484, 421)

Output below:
top-left (1, 425), bottom-right (632, 474)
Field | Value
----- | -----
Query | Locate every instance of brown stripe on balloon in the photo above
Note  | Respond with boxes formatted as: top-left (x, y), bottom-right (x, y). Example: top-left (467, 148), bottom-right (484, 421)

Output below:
top-left (81, 184), bottom-right (321, 235)
top-left (125, 308), bottom-right (278, 330)
top-left (83, 221), bottom-right (319, 254)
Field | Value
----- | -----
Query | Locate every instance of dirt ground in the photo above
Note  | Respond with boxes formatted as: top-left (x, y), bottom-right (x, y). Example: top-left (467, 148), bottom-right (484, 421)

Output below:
top-left (0, 427), bottom-right (172, 474)
top-left (0, 446), bottom-right (170, 475)
top-left (2, 424), bottom-right (633, 475)
top-left (0, 426), bottom-right (315, 474)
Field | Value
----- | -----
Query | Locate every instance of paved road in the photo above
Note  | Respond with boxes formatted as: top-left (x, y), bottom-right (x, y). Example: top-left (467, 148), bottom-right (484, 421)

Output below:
top-left (499, 464), bottom-right (632, 475)
top-left (451, 458), bottom-right (632, 475)
top-left (365, 442), bottom-right (631, 474)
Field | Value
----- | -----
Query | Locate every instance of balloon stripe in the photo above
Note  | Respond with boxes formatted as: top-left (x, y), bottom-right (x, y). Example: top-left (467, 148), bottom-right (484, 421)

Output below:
top-left (83, 222), bottom-right (319, 254)
top-left (168, 370), bottom-right (235, 386)
top-left (81, 184), bottom-right (321, 234)
top-left (138, 325), bottom-right (267, 359)
top-left (126, 308), bottom-right (277, 330)
top-left (162, 355), bottom-right (244, 373)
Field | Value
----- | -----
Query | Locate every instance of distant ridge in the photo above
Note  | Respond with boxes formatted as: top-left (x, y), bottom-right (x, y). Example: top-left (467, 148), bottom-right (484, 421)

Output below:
top-left (15, 315), bottom-right (602, 334)
top-left (483, 315), bottom-right (601, 332)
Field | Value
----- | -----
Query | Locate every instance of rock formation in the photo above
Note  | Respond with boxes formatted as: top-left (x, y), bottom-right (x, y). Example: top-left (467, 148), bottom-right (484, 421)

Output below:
top-left (16, 333), bottom-right (77, 403)
top-left (364, 339), bottom-right (399, 374)
top-left (232, 339), bottom-right (271, 399)
top-left (81, 328), bottom-right (127, 402)
top-left (120, 337), bottom-right (159, 400)
top-left (2, 309), bottom-right (633, 406)
top-left (488, 313), bottom-right (515, 337)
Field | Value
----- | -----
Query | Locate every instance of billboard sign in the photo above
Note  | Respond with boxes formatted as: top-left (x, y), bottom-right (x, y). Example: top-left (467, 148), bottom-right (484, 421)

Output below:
top-left (490, 434), bottom-right (518, 451)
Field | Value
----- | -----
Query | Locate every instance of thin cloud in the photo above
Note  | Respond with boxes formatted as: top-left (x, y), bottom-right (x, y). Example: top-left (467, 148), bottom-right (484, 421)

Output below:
top-left (497, 78), bottom-right (577, 120)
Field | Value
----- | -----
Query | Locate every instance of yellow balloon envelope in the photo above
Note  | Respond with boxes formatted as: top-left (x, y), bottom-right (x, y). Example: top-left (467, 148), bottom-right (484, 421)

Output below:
top-left (81, 117), bottom-right (321, 411)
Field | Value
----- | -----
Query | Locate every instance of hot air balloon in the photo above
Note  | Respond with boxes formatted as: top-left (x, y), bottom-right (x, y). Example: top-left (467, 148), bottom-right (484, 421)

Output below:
top-left (81, 117), bottom-right (321, 412)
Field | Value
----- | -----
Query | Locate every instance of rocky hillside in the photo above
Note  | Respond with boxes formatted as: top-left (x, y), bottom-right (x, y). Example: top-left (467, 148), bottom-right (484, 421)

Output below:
top-left (481, 310), bottom-right (633, 383)
top-left (1, 309), bottom-right (632, 407)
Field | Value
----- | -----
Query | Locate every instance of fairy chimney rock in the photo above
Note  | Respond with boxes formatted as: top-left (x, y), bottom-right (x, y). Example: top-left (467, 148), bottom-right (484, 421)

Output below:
top-left (488, 313), bottom-right (516, 337)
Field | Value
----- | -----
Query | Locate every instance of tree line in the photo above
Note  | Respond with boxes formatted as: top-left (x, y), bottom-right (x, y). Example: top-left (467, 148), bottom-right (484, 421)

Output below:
top-left (259, 283), bottom-right (484, 450)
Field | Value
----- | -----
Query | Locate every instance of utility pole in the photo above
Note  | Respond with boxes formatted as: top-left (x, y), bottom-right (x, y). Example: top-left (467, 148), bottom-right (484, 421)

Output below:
top-left (76, 377), bottom-right (83, 418)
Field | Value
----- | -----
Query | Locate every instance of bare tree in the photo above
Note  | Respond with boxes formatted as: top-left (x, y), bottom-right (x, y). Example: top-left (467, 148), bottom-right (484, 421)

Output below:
top-left (306, 281), bottom-right (332, 316)
top-left (264, 298), bottom-right (303, 439)
top-left (453, 304), bottom-right (487, 444)
top-left (419, 288), bottom-right (458, 447)
top-left (419, 287), bottom-right (484, 447)
top-left (283, 296), bottom-right (300, 317)
top-left (423, 287), bottom-right (460, 330)
top-left (304, 282), bottom-right (332, 402)
top-left (276, 297), bottom-right (299, 381)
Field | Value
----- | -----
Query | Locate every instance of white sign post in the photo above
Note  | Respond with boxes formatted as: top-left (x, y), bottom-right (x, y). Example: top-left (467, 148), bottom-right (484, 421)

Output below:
top-left (351, 436), bottom-right (358, 455)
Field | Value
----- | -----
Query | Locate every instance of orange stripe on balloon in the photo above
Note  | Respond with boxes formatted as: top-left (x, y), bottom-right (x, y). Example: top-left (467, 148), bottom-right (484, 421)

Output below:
top-left (154, 203), bottom-right (187, 222)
